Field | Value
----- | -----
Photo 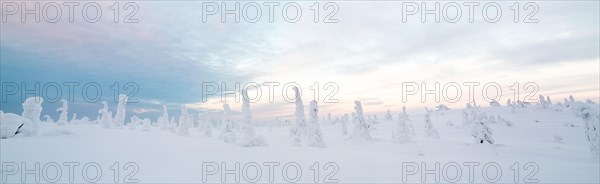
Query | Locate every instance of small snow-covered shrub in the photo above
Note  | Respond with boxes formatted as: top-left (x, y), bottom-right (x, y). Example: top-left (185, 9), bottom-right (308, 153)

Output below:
top-left (424, 109), bottom-right (439, 139)
top-left (56, 99), bottom-right (69, 125)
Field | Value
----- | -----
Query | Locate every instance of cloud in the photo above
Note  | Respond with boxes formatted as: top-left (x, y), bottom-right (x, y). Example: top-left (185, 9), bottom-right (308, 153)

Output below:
top-left (1, 1), bottom-right (598, 120)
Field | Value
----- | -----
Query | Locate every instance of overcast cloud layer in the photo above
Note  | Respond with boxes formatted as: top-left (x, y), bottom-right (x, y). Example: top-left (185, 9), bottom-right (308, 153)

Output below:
top-left (1, 1), bottom-right (598, 120)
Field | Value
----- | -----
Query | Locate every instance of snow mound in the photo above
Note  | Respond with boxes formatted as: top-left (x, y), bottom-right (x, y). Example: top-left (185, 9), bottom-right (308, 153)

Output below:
top-left (1, 113), bottom-right (34, 139)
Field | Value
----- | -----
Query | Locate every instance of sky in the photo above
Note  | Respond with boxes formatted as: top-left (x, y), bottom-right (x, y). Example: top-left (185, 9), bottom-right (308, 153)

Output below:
top-left (1, 1), bottom-right (599, 122)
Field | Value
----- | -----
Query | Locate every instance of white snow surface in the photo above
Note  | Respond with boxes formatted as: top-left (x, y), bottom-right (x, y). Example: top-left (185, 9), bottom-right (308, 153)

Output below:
top-left (1, 105), bottom-right (599, 183)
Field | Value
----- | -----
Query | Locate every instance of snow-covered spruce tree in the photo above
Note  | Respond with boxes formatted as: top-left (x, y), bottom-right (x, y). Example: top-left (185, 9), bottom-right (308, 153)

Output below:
top-left (56, 99), bottom-right (69, 125)
top-left (570, 102), bottom-right (600, 157)
top-left (113, 94), bottom-right (128, 128)
top-left (394, 113), bottom-right (411, 143)
top-left (169, 117), bottom-right (177, 133)
top-left (401, 106), bottom-right (409, 121)
top-left (351, 101), bottom-right (372, 140)
top-left (424, 108), bottom-right (439, 139)
top-left (129, 116), bottom-right (138, 130)
top-left (238, 89), bottom-right (267, 147)
top-left (436, 104), bottom-right (451, 111)
top-left (160, 105), bottom-right (169, 130)
top-left (539, 95), bottom-right (547, 109)
top-left (569, 95), bottom-right (575, 103)
top-left (220, 103), bottom-right (237, 142)
top-left (327, 112), bottom-right (332, 124)
top-left (385, 109), bottom-right (393, 121)
top-left (489, 100), bottom-right (500, 107)
top-left (143, 118), bottom-right (151, 131)
top-left (21, 96), bottom-right (43, 135)
top-left (290, 86), bottom-right (307, 146)
top-left (178, 105), bottom-right (191, 136)
top-left (98, 101), bottom-right (112, 128)
top-left (341, 113), bottom-right (349, 135)
top-left (546, 96), bottom-right (552, 105)
top-left (307, 100), bottom-right (326, 148)
top-left (70, 113), bottom-right (78, 124)
top-left (471, 112), bottom-right (494, 144)
top-left (199, 112), bottom-right (212, 137)
top-left (44, 115), bottom-right (53, 124)
top-left (507, 99), bottom-right (512, 107)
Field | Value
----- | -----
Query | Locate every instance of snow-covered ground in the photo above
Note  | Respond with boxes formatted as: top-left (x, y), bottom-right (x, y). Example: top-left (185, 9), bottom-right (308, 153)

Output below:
top-left (1, 105), bottom-right (599, 183)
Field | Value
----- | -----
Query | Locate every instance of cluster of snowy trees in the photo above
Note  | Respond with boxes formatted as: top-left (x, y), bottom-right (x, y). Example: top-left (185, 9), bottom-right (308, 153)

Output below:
top-left (290, 87), bottom-right (325, 147)
top-left (2, 93), bottom-right (598, 158)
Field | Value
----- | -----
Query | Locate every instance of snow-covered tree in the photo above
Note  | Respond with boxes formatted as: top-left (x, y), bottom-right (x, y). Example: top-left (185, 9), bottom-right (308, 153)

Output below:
top-left (44, 115), bottom-right (53, 124)
top-left (307, 100), bottom-right (326, 148)
top-left (71, 113), bottom-right (78, 124)
top-left (569, 95), bottom-right (575, 103)
top-left (539, 95), bottom-right (548, 108)
top-left (178, 105), bottom-right (192, 136)
top-left (586, 99), bottom-right (596, 104)
top-left (401, 106), bottom-right (409, 120)
top-left (160, 105), bottom-right (169, 130)
top-left (471, 112), bottom-right (494, 144)
top-left (327, 112), bottom-right (332, 124)
top-left (436, 104), bottom-right (451, 111)
top-left (489, 100), bottom-right (500, 107)
top-left (393, 113), bottom-right (411, 143)
top-left (129, 116), bottom-right (138, 130)
top-left (290, 87), bottom-right (307, 146)
top-left (351, 101), bottom-right (371, 140)
top-left (143, 118), bottom-right (151, 131)
top-left (570, 102), bottom-right (600, 157)
top-left (56, 99), bottom-right (69, 125)
top-left (385, 109), bottom-right (392, 121)
top-left (98, 101), bottom-right (112, 128)
top-left (220, 103), bottom-right (236, 142)
top-left (199, 112), bottom-right (212, 137)
top-left (507, 99), bottom-right (512, 107)
top-left (21, 96), bottom-right (43, 135)
top-left (546, 96), bottom-right (552, 105)
top-left (424, 108), bottom-right (440, 139)
top-left (341, 113), bottom-right (349, 135)
top-left (113, 94), bottom-right (128, 128)
top-left (169, 117), bottom-right (177, 133)
top-left (237, 89), bottom-right (267, 147)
